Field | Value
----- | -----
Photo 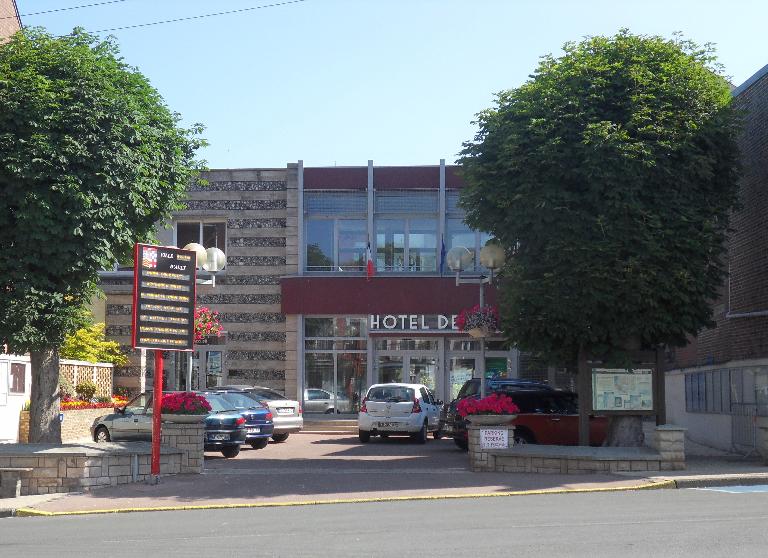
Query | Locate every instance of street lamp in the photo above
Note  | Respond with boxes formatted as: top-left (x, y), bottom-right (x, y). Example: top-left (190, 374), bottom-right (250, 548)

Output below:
top-left (447, 243), bottom-right (506, 398)
top-left (182, 243), bottom-right (226, 391)
top-left (183, 243), bottom-right (227, 287)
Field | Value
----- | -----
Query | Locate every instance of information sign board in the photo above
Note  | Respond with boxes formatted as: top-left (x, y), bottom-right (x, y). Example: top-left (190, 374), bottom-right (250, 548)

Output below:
top-left (480, 428), bottom-right (508, 449)
top-left (591, 368), bottom-right (653, 412)
top-left (132, 244), bottom-right (196, 351)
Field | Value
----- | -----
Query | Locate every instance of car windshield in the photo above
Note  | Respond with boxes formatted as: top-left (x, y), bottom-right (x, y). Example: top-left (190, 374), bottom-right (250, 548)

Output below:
top-left (217, 392), bottom-right (263, 409)
top-left (248, 388), bottom-right (287, 401)
top-left (202, 393), bottom-right (238, 413)
top-left (457, 380), bottom-right (479, 399)
top-left (367, 386), bottom-right (415, 403)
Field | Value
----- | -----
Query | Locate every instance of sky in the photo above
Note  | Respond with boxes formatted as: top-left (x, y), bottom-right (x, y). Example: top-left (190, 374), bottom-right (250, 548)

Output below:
top-left (12, 0), bottom-right (768, 169)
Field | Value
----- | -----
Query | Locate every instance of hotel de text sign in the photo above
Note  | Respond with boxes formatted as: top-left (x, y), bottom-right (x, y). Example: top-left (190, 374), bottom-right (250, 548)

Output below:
top-left (132, 244), bottom-right (196, 351)
top-left (369, 314), bottom-right (459, 332)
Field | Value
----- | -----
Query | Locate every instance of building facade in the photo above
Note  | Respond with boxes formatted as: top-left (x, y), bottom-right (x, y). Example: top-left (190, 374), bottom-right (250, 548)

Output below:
top-left (102, 161), bottom-right (548, 414)
top-left (664, 64), bottom-right (768, 451)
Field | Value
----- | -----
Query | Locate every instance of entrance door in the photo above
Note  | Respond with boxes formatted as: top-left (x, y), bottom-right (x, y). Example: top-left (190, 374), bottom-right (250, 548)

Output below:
top-left (375, 352), bottom-right (438, 391)
top-left (304, 353), bottom-right (365, 415)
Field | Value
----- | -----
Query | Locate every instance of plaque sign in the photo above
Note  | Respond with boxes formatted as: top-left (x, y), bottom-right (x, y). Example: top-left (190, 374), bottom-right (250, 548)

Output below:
top-left (131, 244), bottom-right (196, 351)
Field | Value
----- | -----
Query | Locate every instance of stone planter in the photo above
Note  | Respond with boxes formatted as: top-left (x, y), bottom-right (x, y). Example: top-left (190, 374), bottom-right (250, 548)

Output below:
top-left (467, 327), bottom-right (489, 338)
top-left (161, 414), bottom-right (207, 424)
top-left (466, 414), bottom-right (517, 426)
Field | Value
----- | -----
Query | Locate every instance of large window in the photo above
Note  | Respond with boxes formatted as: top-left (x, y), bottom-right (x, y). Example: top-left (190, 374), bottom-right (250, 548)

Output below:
top-left (305, 192), bottom-right (367, 272)
top-left (446, 191), bottom-right (492, 271)
top-left (176, 222), bottom-right (226, 252)
top-left (375, 218), bottom-right (437, 271)
top-left (304, 317), bottom-right (367, 414)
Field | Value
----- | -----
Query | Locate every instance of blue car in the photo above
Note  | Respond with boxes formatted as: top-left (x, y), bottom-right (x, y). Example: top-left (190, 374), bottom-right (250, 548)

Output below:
top-left (199, 390), bottom-right (274, 450)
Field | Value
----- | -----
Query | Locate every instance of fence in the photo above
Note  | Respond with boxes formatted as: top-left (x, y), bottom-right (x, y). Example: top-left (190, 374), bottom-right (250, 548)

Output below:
top-left (59, 359), bottom-right (113, 398)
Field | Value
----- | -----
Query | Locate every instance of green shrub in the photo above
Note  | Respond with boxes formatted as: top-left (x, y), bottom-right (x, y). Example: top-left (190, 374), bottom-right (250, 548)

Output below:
top-left (75, 380), bottom-right (97, 400)
top-left (61, 323), bottom-right (128, 366)
top-left (95, 395), bottom-right (112, 404)
top-left (59, 376), bottom-right (75, 399)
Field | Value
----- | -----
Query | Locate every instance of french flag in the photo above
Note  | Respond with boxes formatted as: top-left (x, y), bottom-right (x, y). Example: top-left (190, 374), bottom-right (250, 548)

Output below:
top-left (366, 242), bottom-right (375, 282)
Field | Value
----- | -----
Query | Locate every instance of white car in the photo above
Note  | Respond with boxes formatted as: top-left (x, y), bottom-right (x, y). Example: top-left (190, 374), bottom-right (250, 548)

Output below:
top-left (357, 383), bottom-right (443, 443)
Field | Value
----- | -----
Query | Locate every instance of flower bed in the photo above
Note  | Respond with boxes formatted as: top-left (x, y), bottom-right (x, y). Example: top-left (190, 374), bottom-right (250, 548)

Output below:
top-left (60, 395), bottom-right (128, 411)
top-left (457, 393), bottom-right (520, 417)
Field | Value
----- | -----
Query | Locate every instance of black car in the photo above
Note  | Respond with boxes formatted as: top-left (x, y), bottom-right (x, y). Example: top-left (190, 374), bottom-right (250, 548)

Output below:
top-left (199, 390), bottom-right (275, 449)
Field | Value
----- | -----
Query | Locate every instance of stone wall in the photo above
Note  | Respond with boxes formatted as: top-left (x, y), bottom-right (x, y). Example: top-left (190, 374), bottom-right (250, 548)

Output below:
top-left (161, 422), bottom-right (204, 474)
top-left (17, 408), bottom-right (107, 443)
top-left (0, 444), bottom-right (183, 496)
top-left (468, 423), bottom-right (687, 474)
top-left (99, 166), bottom-right (295, 394)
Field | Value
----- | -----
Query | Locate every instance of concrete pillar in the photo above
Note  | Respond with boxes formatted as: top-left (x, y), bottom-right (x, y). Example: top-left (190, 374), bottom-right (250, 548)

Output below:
top-left (467, 422), bottom-right (515, 473)
top-left (161, 422), bottom-right (205, 474)
top-left (653, 424), bottom-right (686, 471)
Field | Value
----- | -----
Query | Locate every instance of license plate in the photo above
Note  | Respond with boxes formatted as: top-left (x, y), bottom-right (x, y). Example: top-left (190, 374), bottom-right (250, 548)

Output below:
top-left (247, 427), bottom-right (261, 433)
top-left (209, 433), bottom-right (229, 441)
top-left (276, 408), bottom-right (293, 415)
top-left (378, 422), bottom-right (398, 428)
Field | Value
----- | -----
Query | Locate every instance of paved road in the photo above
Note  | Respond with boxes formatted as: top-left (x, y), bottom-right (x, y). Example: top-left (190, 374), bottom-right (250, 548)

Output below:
top-left (3, 488), bottom-right (768, 557)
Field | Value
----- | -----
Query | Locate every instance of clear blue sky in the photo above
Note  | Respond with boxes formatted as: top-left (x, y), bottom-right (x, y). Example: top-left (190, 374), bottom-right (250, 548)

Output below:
top-left (14, 0), bottom-right (768, 168)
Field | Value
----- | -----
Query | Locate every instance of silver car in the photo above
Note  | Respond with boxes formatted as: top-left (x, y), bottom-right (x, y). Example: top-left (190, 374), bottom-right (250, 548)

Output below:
top-left (217, 385), bottom-right (303, 442)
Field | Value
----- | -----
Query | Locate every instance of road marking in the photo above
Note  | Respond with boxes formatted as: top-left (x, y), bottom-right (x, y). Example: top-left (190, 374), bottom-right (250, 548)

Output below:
top-left (690, 485), bottom-right (768, 494)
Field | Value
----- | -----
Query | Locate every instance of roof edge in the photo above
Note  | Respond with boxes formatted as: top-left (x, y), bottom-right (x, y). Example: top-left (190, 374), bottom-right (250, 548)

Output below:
top-left (732, 63), bottom-right (768, 97)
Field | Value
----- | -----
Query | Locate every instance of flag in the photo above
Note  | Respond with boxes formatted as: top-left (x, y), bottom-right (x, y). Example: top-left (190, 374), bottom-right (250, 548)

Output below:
top-left (366, 242), bottom-right (375, 281)
top-left (439, 236), bottom-right (446, 275)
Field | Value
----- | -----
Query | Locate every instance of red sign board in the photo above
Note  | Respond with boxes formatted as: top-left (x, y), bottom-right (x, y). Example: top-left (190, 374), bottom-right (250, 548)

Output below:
top-left (131, 244), bottom-right (196, 351)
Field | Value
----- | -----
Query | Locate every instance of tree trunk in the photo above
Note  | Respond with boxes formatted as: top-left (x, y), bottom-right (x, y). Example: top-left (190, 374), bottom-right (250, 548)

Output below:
top-left (604, 415), bottom-right (644, 447)
top-left (29, 346), bottom-right (62, 444)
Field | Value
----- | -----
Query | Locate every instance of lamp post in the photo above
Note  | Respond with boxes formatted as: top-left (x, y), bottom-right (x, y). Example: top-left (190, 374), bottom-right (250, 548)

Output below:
top-left (447, 243), bottom-right (505, 398)
top-left (182, 243), bottom-right (226, 390)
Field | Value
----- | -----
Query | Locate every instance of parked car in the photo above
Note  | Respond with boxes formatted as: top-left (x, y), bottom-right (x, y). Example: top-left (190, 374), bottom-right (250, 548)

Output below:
top-left (303, 388), bottom-right (352, 414)
top-left (90, 391), bottom-right (247, 458)
top-left (443, 379), bottom-right (607, 450)
top-left (357, 383), bottom-right (443, 443)
top-left (199, 390), bottom-right (274, 449)
top-left (213, 385), bottom-right (303, 442)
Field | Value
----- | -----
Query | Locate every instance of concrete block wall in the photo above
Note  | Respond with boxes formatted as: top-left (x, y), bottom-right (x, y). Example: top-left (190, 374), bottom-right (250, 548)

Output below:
top-left (467, 423), bottom-right (515, 472)
top-left (650, 425), bottom-right (686, 470)
top-left (18, 408), bottom-right (109, 443)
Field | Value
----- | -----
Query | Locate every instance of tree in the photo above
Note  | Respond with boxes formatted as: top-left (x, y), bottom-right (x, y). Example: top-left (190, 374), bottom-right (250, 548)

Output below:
top-left (60, 322), bottom-right (128, 367)
top-left (0, 28), bottom-right (205, 442)
top-left (458, 31), bottom-right (740, 445)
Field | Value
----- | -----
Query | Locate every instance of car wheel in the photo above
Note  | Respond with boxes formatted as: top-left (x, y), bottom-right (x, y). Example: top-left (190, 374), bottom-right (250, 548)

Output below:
top-left (432, 430), bottom-right (442, 440)
top-left (249, 439), bottom-right (269, 450)
top-left (324, 408), bottom-right (335, 414)
top-left (221, 445), bottom-right (241, 458)
top-left (271, 433), bottom-right (290, 443)
top-left (514, 429), bottom-right (536, 445)
top-left (358, 430), bottom-right (371, 443)
top-left (453, 437), bottom-right (468, 451)
top-left (94, 426), bottom-right (111, 443)
top-left (411, 422), bottom-right (427, 444)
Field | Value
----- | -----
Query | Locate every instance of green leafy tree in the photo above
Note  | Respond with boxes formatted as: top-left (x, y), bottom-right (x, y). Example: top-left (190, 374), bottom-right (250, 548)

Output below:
top-left (0, 28), bottom-right (205, 442)
top-left (60, 323), bottom-right (128, 367)
top-left (459, 31), bottom-right (740, 444)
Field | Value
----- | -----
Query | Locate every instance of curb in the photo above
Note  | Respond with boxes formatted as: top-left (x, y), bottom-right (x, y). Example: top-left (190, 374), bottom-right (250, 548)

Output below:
top-left (11, 479), bottom-right (675, 517)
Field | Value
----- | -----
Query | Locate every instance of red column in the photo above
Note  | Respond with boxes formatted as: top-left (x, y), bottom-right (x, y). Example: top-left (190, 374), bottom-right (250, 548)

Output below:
top-left (151, 350), bottom-right (164, 477)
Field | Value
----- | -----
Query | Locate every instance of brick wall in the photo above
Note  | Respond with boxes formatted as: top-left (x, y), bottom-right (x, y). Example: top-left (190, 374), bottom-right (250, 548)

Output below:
top-left (0, 0), bottom-right (20, 43)
top-left (668, 68), bottom-right (768, 370)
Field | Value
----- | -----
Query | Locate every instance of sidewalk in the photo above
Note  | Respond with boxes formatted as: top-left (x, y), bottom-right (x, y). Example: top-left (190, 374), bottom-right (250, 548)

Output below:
top-left (3, 434), bottom-right (765, 517)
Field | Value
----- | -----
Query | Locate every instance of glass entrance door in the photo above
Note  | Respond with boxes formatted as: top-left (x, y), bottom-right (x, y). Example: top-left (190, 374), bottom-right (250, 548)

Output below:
top-left (375, 352), bottom-right (438, 391)
top-left (305, 352), bottom-right (366, 415)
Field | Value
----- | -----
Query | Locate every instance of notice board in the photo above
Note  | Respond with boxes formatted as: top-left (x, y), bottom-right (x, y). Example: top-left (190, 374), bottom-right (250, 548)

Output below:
top-left (132, 244), bottom-right (196, 351)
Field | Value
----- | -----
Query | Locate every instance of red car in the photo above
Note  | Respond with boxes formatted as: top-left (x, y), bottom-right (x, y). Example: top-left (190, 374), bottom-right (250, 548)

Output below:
top-left (444, 386), bottom-right (607, 449)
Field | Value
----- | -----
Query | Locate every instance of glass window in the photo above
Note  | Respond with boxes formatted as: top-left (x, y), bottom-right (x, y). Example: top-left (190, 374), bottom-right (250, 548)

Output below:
top-left (377, 356), bottom-right (403, 384)
top-left (10, 363), bottom-right (25, 393)
top-left (376, 219), bottom-right (405, 271)
top-left (408, 219), bottom-right (437, 271)
top-left (338, 220), bottom-right (367, 271)
top-left (306, 340), bottom-right (335, 350)
top-left (176, 222), bottom-right (226, 253)
top-left (305, 318), bottom-right (335, 338)
top-left (305, 191), bottom-right (367, 215)
top-left (306, 220), bottom-right (334, 271)
top-left (374, 339), bottom-right (438, 351)
top-left (375, 191), bottom-right (438, 213)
